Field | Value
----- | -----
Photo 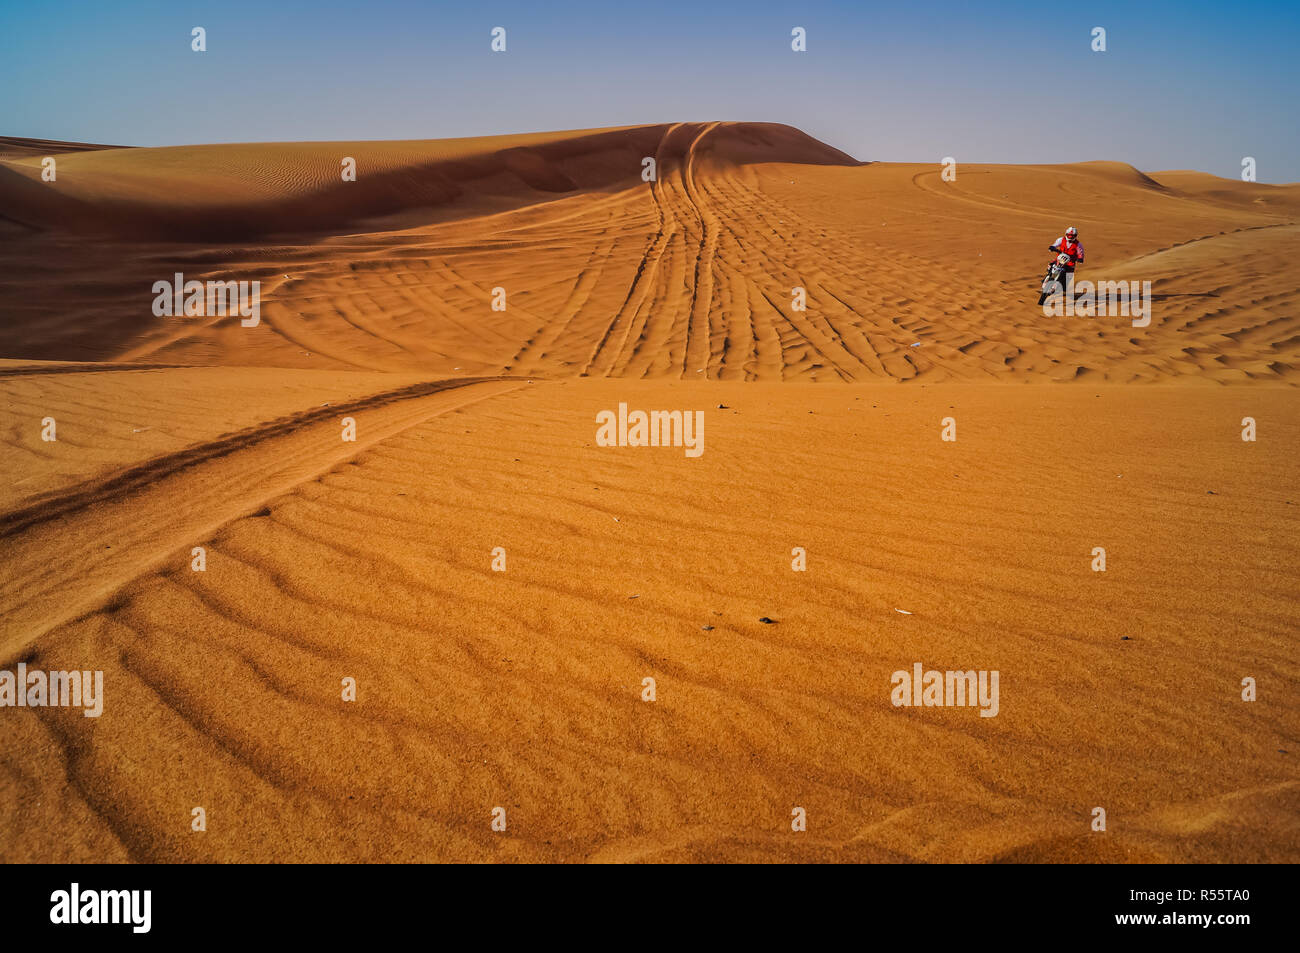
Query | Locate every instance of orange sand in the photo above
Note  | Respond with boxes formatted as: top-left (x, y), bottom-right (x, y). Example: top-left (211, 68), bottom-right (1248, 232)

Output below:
top-left (0, 124), bottom-right (1296, 862)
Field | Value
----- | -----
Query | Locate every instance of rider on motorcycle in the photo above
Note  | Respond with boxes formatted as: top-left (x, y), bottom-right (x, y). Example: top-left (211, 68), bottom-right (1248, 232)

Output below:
top-left (1038, 226), bottom-right (1084, 306)
top-left (1049, 226), bottom-right (1084, 275)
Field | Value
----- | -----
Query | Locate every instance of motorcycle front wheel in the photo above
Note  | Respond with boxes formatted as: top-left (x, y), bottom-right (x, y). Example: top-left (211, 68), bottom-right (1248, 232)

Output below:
top-left (1037, 269), bottom-right (1057, 306)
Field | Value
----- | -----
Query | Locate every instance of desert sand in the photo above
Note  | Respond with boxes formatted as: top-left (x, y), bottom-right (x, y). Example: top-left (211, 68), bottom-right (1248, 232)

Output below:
top-left (0, 123), bottom-right (1297, 862)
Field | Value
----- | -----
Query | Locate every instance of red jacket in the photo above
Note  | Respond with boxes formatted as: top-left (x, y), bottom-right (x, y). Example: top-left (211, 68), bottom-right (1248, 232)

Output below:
top-left (1050, 236), bottom-right (1085, 268)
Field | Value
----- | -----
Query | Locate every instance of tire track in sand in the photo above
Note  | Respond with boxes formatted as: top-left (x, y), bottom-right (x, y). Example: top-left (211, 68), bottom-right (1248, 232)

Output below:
top-left (581, 124), bottom-right (687, 378)
top-left (0, 376), bottom-right (527, 658)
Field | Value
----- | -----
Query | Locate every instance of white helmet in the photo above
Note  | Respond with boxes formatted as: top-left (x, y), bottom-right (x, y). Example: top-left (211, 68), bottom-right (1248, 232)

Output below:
top-left (1065, 226), bottom-right (1078, 240)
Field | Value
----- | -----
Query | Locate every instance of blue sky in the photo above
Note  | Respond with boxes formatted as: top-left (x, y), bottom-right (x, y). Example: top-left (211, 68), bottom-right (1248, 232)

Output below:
top-left (2, 0), bottom-right (1297, 181)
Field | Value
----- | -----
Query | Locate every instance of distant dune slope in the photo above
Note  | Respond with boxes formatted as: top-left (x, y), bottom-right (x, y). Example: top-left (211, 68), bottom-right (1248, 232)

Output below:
top-left (0, 123), bottom-right (856, 240)
top-left (0, 136), bottom-right (130, 161)
top-left (1, 122), bottom-right (1297, 382)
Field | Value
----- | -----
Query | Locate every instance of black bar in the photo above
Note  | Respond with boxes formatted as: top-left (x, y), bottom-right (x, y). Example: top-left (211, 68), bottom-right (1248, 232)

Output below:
top-left (0, 863), bottom-right (1281, 941)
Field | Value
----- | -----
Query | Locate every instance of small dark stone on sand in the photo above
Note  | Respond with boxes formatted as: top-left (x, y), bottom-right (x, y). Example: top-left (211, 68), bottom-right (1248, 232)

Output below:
top-left (1120, 636), bottom-right (1132, 641)
top-left (701, 625), bottom-right (714, 631)
top-left (717, 404), bottom-right (729, 409)
top-left (758, 617), bottom-right (777, 624)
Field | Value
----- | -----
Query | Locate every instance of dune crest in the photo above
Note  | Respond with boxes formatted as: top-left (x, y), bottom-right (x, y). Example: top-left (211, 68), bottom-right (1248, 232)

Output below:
top-left (0, 122), bottom-right (856, 240)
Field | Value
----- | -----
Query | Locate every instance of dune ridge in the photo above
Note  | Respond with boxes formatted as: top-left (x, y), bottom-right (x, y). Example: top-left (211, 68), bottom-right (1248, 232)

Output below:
top-left (2, 122), bottom-right (1297, 383)
top-left (0, 123), bottom-right (857, 240)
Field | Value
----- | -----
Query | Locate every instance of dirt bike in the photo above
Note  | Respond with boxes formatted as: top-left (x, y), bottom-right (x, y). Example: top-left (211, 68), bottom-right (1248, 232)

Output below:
top-left (1037, 253), bottom-right (1074, 306)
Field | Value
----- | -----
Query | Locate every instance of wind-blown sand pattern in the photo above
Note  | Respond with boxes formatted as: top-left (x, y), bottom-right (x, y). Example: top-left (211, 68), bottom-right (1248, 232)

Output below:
top-left (1, 123), bottom-right (1297, 862)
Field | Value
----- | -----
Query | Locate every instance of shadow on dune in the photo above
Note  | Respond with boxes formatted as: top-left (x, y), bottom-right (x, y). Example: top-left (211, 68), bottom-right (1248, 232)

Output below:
top-left (0, 122), bottom-right (860, 242)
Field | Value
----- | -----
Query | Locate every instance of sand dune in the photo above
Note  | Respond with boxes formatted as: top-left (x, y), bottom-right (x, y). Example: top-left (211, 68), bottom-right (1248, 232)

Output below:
top-left (0, 136), bottom-right (130, 161)
top-left (0, 123), bottom-right (856, 240)
top-left (0, 123), bottom-right (1296, 863)
top-left (2, 122), bottom-right (1297, 381)
top-left (3, 381), bottom-right (1296, 862)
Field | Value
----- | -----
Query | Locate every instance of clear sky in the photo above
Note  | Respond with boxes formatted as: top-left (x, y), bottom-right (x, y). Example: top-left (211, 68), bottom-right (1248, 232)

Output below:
top-left (3, 0), bottom-right (1297, 182)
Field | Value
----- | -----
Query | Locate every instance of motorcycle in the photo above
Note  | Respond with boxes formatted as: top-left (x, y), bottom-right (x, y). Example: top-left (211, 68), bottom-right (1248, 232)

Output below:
top-left (1037, 252), bottom-right (1073, 306)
